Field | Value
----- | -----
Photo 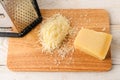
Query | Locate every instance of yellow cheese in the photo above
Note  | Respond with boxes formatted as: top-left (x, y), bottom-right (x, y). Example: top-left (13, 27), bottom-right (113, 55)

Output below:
top-left (74, 28), bottom-right (112, 60)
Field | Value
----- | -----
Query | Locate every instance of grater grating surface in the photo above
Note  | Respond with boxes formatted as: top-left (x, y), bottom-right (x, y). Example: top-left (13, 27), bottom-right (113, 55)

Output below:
top-left (2, 0), bottom-right (38, 32)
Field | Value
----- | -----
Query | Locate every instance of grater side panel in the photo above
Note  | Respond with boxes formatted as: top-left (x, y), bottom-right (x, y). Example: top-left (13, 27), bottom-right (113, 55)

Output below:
top-left (1, 0), bottom-right (38, 32)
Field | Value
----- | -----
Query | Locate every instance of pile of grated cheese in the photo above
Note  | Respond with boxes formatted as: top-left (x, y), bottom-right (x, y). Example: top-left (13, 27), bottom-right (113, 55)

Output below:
top-left (38, 14), bottom-right (70, 52)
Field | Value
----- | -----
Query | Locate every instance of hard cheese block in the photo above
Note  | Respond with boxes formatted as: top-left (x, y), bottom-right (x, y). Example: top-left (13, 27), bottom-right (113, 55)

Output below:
top-left (74, 28), bottom-right (112, 60)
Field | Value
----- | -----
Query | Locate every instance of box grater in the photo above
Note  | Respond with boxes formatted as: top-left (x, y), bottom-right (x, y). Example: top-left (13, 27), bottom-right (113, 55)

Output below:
top-left (0, 0), bottom-right (42, 37)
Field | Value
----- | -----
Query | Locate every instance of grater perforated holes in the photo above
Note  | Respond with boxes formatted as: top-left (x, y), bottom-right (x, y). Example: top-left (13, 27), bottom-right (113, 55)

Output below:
top-left (2, 0), bottom-right (38, 32)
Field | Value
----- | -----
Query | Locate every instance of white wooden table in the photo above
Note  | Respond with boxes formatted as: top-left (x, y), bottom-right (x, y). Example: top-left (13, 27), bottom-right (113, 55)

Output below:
top-left (0, 0), bottom-right (120, 80)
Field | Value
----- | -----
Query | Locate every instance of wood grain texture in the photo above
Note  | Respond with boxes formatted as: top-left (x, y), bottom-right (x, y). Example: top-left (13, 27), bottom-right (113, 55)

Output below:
top-left (7, 9), bottom-right (111, 71)
top-left (0, 65), bottom-right (120, 80)
top-left (38, 0), bottom-right (120, 25)
top-left (111, 25), bottom-right (120, 65)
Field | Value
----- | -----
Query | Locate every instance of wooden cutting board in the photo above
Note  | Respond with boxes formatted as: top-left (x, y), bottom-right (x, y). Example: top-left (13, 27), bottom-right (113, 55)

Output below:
top-left (7, 9), bottom-right (112, 71)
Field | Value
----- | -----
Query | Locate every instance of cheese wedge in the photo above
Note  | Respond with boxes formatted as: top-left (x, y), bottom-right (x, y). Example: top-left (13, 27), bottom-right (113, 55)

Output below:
top-left (74, 28), bottom-right (112, 60)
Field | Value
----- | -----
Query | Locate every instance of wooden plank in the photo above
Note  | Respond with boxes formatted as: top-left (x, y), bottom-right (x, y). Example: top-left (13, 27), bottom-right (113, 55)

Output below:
top-left (0, 65), bottom-right (120, 80)
top-left (111, 25), bottom-right (120, 65)
top-left (38, 0), bottom-right (120, 9)
top-left (37, 0), bottom-right (120, 25)
top-left (7, 9), bottom-right (112, 71)
top-left (0, 37), bottom-right (8, 65)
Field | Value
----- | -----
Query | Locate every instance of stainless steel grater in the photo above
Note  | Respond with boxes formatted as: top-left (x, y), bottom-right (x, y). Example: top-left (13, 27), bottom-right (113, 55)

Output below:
top-left (0, 0), bottom-right (42, 37)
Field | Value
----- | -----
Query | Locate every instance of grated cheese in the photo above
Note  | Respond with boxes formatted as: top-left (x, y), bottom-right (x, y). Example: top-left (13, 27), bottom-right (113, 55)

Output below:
top-left (38, 14), bottom-right (70, 52)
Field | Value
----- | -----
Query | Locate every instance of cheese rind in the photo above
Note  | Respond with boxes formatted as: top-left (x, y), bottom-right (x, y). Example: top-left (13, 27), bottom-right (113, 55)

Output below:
top-left (74, 28), bottom-right (112, 60)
